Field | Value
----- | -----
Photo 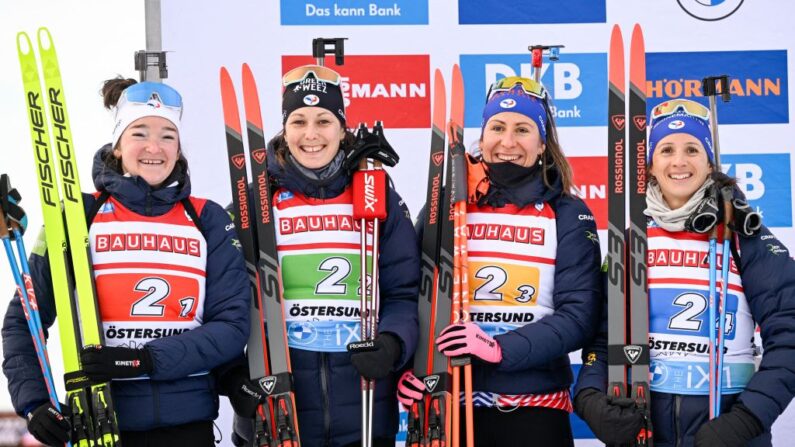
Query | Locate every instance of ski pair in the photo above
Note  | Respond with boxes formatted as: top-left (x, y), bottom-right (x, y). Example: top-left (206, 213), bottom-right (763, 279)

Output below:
top-left (606, 24), bottom-right (653, 446)
top-left (17, 28), bottom-right (121, 447)
top-left (220, 64), bottom-right (300, 447)
top-left (408, 65), bottom-right (472, 447)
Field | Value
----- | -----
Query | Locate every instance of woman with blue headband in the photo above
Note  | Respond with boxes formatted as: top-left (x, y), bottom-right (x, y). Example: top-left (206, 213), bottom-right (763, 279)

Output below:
top-left (574, 99), bottom-right (795, 447)
top-left (2, 78), bottom-right (250, 445)
top-left (398, 76), bottom-right (602, 446)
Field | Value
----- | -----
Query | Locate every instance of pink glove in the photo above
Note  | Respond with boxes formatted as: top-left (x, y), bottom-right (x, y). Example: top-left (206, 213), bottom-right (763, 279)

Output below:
top-left (436, 322), bottom-right (502, 364)
top-left (397, 370), bottom-right (425, 410)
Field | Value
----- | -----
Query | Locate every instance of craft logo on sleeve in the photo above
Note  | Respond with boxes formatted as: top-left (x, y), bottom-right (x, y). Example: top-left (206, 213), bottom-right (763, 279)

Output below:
top-left (282, 55), bottom-right (430, 129)
top-left (647, 51), bottom-right (788, 124)
top-left (568, 156), bottom-right (607, 230)
top-left (281, 0), bottom-right (428, 25)
top-left (722, 154), bottom-right (792, 227)
top-left (458, 0), bottom-right (605, 24)
top-left (461, 53), bottom-right (606, 128)
top-left (677, 0), bottom-right (745, 21)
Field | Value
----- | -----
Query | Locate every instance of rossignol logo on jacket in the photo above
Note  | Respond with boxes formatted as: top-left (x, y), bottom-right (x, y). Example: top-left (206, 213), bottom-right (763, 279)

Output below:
top-left (89, 196), bottom-right (207, 363)
top-left (466, 202), bottom-right (558, 338)
top-left (274, 186), bottom-right (373, 352)
top-left (647, 222), bottom-right (755, 395)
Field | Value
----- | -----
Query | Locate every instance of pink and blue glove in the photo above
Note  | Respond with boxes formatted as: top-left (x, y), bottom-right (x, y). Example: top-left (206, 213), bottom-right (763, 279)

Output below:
top-left (397, 370), bottom-right (425, 410)
top-left (436, 322), bottom-right (502, 364)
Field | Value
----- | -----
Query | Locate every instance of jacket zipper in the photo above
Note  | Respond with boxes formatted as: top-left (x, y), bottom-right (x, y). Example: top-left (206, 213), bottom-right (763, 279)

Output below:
top-left (320, 352), bottom-right (332, 446)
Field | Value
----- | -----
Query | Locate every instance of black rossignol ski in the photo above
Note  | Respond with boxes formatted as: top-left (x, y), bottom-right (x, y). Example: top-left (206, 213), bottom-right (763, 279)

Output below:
top-left (607, 24), bottom-right (652, 446)
top-left (606, 24), bottom-right (629, 408)
top-left (628, 24), bottom-right (652, 446)
top-left (220, 64), bottom-right (300, 447)
top-left (409, 68), bottom-right (448, 447)
top-left (18, 27), bottom-right (120, 446)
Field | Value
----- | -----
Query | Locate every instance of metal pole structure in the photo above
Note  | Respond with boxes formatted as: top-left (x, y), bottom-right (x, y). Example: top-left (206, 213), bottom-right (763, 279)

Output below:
top-left (135, 0), bottom-right (167, 81)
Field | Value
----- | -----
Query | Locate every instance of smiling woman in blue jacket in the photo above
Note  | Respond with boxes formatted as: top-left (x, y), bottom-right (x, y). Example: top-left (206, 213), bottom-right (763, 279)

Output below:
top-left (2, 79), bottom-right (250, 446)
top-left (398, 76), bottom-right (603, 447)
top-left (574, 99), bottom-right (795, 447)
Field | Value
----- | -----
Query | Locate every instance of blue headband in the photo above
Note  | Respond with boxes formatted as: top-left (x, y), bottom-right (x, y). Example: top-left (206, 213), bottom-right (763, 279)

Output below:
top-left (481, 87), bottom-right (548, 143)
top-left (648, 113), bottom-right (714, 163)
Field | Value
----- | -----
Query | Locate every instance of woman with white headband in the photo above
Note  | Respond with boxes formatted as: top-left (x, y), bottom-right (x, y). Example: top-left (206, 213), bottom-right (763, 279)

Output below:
top-left (2, 78), bottom-right (250, 445)
top-left (574, 99), bottom-right (795, 447)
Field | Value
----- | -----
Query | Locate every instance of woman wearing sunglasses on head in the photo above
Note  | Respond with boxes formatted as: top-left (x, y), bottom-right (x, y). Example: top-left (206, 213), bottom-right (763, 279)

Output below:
top-left (574, 99), bottom-right (795, 447)
top-left (398, 76), bottom-right (602, 447)
top-left (218, 65), bottom-right (419, 447)
top-left (2, 79), bottom-right (250, 446)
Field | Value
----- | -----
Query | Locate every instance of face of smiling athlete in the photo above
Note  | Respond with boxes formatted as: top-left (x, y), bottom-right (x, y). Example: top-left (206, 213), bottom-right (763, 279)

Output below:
top-left (115, 116), bottom-right (180, 188)
top-left (284, 107), bottom-right (346, 169)
top-left (649, 132), bottom-right (713, 210)
top-left (480, 111), bottom-right (546, 167)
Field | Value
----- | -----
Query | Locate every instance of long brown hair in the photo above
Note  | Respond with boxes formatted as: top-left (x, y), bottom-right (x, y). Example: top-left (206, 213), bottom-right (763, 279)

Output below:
top-left (539, 101), bottom-right (574, 195)
top-left (100, 76), bottom-right (190, 178)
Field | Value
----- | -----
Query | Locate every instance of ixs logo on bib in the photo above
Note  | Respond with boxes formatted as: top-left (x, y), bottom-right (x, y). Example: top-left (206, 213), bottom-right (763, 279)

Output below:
top-left (461, 53), bottom-right (606, 128)
top-left (283, 55), bottom-right (430, 128)
top-left (281, 0), bottom-right (428, 25)
top-left (458, 0), bottom-right (605, 24)
top-left (722, 154), bottom-right (792, 227)
top-left (647, 51), bottom-right (788, 125)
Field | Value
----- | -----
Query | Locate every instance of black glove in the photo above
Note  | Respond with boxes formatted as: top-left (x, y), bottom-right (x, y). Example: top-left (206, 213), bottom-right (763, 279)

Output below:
top-left (0, 174), bottom-right (28, 238)
top-left (80, 345), bottom-right (154, 382)
top-left (695, 404), bottom-right (763, 447)
top-left (218, 365), bottom-right (265, 418)
top-left (349, 333), bottom-right (402, 380)
top-left (574, 388), bottom-right (645, 445)
top-left (27, 402), bottom-right (71, 446)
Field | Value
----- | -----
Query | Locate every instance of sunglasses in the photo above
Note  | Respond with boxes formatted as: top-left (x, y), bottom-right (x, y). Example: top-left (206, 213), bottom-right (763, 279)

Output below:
top-left (486, 76), bottom-right (547, 102)
top-left (121, 82), bottom-right (183, 111)
top-left (282, 65), bottom-right (342, 87)
top-left (650, 99), bottom-right (710, 124)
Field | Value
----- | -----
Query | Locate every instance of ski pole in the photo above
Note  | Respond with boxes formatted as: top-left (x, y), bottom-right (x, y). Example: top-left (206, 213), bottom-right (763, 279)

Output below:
top-left (0, 211), bottom-right (64, 418)
top-left (702, 75), bottom-right (732, 417)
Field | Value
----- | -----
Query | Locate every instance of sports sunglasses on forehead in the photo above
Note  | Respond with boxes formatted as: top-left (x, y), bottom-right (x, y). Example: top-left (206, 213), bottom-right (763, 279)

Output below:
top-left (650, 99), bottom-right (710, 124)
top-left (486, 76), bottom-right (547, 102)
top-left (282, 65), bottom-right (342, 87)
top-left (121, 82), bottom-right (183, 110)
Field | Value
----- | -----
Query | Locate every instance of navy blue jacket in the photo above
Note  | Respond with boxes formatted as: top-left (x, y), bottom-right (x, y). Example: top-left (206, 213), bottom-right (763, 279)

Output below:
top-left (417, 165), bottom-right (602, 395)
top-left (2, 145), bottom-right (250, 430)
top-left (262, 148), bottom-right (420, 446)
top-left (575, 208), bottom-right (795, 446)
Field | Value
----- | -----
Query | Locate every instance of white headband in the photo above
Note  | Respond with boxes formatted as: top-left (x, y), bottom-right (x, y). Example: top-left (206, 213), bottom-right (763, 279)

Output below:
top-left (111, 88), bottom-right (182, 148)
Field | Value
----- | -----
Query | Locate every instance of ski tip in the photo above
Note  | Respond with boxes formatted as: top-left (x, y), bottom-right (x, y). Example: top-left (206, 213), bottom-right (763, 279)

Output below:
top-left (37, 27), bottom-right (53, 52)
top-left (16, 31), bottom-right (32, 55)
top-left (219, 68), bottom-right (242, 134)
top-left (630, 24), bottom-right (646, 90)
top-left (433, 69), bottom-right (446, 129)
top-left (242, 62), bottom-right (252, 77)
top-left (242, 65), bottom-right (264, 131)
top-left (609, 25), bottom-right (625, 91)
top-left (632, 23), bottom-right (644, 40)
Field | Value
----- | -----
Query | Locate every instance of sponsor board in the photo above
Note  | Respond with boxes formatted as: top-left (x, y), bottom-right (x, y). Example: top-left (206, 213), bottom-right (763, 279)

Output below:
top-left (281, 0), bottom-right (428, 25)
top-left (461, 53), bottom-right (606, 128)
top-left (282, 55), bottom-right (430, 128)
top-left (647, 51), bottom-right (788, 124)
top-left (569, 156), bottom-right (607, 230)
top-left (458, 0), bottom-right (605, 24)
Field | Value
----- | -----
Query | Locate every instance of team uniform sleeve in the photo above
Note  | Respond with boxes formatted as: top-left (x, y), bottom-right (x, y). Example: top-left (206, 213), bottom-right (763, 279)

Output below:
top-left (145, 200), bottom-right (250, 380)
top-left (574, 268), bottom-right (609, 395)
top-left (735, 226), bottom-right (795, 429)
top-left (1, 227), bottom-right (58, 416)
top-left (374, 187), bottom-right (420, 370)
top-left (495, 197), bottom-right (603, 372)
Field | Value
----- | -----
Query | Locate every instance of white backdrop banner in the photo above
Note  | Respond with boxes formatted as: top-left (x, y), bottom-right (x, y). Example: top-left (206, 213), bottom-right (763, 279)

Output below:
top-left (161, 0), bottom-right (794, 444)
